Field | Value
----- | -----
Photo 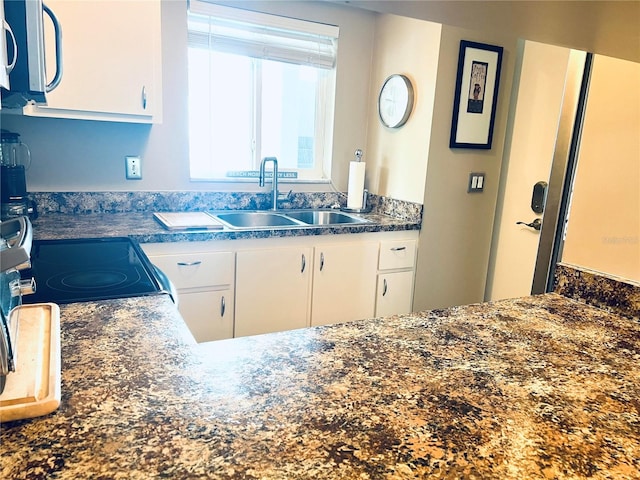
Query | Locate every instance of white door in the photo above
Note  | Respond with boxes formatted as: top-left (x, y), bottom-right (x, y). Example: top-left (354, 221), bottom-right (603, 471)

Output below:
top-left (485, 41), bottom-right (572, 301)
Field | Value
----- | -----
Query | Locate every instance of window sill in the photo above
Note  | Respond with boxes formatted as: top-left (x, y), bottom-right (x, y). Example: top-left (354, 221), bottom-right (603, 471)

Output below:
top-left (189, 177), bottom-right (332, 185)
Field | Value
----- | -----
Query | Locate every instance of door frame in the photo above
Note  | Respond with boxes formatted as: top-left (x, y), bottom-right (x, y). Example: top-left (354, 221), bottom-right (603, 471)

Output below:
top-left (531, 51), bottom-right (593, 293)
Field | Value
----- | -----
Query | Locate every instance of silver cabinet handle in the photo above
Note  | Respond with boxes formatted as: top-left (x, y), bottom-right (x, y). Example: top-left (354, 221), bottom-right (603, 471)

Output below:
top-left (391, 246), bottom-right (406, 251)
top-left (177, 260), bottom-right (202, 267)
top-left (3, 20), bottom-right (17, 74)
top-left (142, 86), bottom-right (147, 110)
top-left (43, 4), bottom-right (63, 92)
top-left (382, 278), bottom-right (388, 296)
top-left (320, 252), bottom-right (325, 271)
top-left (220, 296), bottom-right (226, 317)
top-left (301, 253), bottom-right (306, 273)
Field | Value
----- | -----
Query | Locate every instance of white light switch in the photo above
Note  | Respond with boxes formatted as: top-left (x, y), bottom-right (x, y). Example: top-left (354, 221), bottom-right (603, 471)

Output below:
top-left (468, 172), bottom-right (485, 193)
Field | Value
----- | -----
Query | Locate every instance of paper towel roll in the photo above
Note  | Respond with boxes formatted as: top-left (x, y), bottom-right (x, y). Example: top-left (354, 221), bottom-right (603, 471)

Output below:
top-left (347, 161), bottom-right (366, 210)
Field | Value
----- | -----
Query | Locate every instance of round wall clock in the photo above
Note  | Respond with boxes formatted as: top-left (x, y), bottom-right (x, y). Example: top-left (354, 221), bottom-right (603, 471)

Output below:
top-left (378, 74), bottom-right (414, 128)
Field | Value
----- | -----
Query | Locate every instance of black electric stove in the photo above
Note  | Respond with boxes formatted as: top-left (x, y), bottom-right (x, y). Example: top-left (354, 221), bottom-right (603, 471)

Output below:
top-left (23, 237), bottom-right (173, 305)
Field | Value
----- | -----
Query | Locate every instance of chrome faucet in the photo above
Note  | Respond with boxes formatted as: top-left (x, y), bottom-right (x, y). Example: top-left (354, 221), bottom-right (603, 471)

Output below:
top-left (259, 157), bottom-right (290, 210)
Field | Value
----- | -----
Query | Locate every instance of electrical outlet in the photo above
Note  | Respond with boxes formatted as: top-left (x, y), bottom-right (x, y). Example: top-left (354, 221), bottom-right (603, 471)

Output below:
top-left (125, 156), bottom-right (142, 180)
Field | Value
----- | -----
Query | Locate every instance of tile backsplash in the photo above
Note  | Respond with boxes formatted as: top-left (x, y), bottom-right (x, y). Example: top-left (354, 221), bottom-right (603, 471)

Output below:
top-left (554, 263), bottom-right (640, 321)
top-left (30, 191), bottom-right (423, 223)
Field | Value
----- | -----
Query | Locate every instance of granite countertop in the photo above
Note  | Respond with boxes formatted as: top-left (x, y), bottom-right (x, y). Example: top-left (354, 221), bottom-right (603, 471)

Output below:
top-left (30, 210), bottom-right (419, 243)
top-left (1, 292), bottom-right (638, 479)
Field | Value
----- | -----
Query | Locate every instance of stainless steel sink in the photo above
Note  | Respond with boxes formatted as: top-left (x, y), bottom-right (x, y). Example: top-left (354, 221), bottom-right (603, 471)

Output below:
top-left (211, 210), bottom-right (369, 229)
top-left (214, 212), bottom-right (306, 229)
top-left (284, 210), bottom-right (368, 225)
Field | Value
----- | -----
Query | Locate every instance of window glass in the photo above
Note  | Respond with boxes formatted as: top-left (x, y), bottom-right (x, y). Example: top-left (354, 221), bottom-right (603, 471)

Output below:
top-left (187, 2), bottom-right (339, 182)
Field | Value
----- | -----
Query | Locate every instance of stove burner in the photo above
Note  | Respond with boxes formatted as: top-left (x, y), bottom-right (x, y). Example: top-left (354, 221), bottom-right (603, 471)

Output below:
top-left (47, 270), bottom-right (141, 293)
top-left (33, 243), bottom-right (131, 268)
top-left (22, 237), bottom-right (172, 304)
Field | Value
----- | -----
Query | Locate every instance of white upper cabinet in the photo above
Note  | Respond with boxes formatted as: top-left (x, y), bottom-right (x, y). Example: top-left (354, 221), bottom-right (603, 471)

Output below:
top-left (24, 0), bottom-right (162, 123)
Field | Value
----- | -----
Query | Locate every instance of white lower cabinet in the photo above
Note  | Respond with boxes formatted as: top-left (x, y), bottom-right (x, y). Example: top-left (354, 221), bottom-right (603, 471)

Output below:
top-left (375, 239), bottom-right (418, 317)
top-left (375, 271), bottom-right (415, 317)
top-left (142, 244), bottom-right (235, 343)
top-left (234, 247), bottom-right (312, 338)
top-left (311, 243), bottom-right (378, 326)
top-left (178, 290), bottom-right (233, 342)
top-left (142, 231), bottom-right (418, 341)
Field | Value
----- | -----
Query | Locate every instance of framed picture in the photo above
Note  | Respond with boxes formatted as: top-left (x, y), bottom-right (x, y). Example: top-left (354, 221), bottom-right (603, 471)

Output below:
top-left (449, 40), bottom-right (504, 149)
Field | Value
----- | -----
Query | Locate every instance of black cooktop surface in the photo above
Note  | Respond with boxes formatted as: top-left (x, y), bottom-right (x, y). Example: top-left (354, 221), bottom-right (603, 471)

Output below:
top-left (24, 237), bottom-right (165, 304)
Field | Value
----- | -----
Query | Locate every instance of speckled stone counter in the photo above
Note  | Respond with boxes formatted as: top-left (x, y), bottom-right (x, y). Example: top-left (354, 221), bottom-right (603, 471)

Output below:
top-left (1, 293), bottom-right (638, 479)
top-left (30, 211), bottom-right (419, 243)
top-left (27, 190), bottom-right (421, 243)
top-left (555, 263), bottom-right (640, 320)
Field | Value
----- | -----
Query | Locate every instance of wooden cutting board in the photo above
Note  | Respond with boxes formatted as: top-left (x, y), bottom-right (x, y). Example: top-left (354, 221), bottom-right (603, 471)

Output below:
top-left (0, 303), bottom-right (61, 423)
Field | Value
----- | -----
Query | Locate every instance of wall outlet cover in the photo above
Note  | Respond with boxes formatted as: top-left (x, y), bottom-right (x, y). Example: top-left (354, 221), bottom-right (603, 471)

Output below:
top-left (126, 156), bottom-right (142, 180)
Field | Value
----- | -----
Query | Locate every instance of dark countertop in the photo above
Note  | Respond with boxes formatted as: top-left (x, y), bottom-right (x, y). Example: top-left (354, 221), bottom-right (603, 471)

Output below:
top-left (1, 292), bottom-right (638, 479)
top-left (30, 211), bottom-right (420, 243)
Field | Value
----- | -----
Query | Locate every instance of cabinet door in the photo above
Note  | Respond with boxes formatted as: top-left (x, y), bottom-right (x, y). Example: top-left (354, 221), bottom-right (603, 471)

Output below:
top-left (29, 0), bottom-right (162, 122)
top-left (311, 243), bottom-right (378, 326)
top-left (375, 271), bottom-right (414, 317)
top-left (179, 290), bottom-right (234, 343)
top-left (235, 247), bottom-right (312, 337)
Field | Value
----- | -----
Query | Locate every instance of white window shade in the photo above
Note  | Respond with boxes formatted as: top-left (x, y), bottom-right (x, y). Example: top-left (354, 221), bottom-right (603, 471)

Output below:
top-left (188, 2), bottom-right (339, 69)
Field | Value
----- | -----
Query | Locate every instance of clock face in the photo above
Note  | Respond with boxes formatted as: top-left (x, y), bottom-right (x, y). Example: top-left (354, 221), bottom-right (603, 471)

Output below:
top-left (378, 74), bottom-right (414, 128)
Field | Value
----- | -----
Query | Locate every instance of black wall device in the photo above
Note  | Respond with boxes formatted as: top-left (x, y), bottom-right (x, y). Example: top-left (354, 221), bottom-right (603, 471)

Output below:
top-left (531, 181), bottom-right (548, 214)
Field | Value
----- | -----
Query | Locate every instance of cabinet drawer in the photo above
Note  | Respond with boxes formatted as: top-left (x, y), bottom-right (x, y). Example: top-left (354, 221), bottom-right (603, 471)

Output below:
top-left (378, 240), bottom-right (417, 270)
top-left (149, 251), bottom-right (234, 289)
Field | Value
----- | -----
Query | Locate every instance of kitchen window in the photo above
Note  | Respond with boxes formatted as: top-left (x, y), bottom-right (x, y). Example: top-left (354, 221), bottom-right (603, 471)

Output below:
top-left (187, 2), bottom-right (339, 182)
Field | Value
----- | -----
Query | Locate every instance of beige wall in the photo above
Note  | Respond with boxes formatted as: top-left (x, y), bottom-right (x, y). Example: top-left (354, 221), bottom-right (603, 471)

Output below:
top-left (561, 55), bottom-right (640, 282)
top-left (1, 0), bottom-right (377, 193)
top-left (412, 24), bottom-right (517, 311)
top-left (361, 14), bottom-right (518, 310)
top-left (364, 15), bottom-right (441, 204)
top-left (347, 1), bottom-right (640, 64)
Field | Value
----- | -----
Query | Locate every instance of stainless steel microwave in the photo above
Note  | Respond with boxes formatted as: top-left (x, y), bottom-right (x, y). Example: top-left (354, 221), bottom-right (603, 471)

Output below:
top-left (1, 0), bottom-right (62, 108)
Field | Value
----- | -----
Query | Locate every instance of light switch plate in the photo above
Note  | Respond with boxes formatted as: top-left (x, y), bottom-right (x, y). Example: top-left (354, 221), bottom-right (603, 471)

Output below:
top-left (468, 172), bottom-right (485, 193)
top-left (125, 156), bottom-right (142, 180)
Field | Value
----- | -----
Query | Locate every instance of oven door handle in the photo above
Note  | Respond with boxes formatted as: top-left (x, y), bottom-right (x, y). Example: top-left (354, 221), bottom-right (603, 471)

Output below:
top-left (0, 217), bottom-right (33, 272)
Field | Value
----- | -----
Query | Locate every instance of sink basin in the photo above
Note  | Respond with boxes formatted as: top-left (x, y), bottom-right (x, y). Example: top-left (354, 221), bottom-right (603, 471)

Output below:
top-left (214, 212), bottom-right (305, 229)
top-left (211, 209), bottom-right (369, 229)
top-left (285, 210), bottom-right (369, 225)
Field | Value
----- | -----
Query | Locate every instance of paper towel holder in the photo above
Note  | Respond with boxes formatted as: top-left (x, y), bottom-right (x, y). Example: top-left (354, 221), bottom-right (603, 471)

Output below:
top-left (342, 189), bottom-right (371, 214)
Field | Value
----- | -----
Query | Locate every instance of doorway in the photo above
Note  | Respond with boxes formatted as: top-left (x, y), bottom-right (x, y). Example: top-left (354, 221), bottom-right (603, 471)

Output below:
top-left (485, 40), bottom-right (583, 301)
top-left (487, 41), bottom-right (640, 300)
